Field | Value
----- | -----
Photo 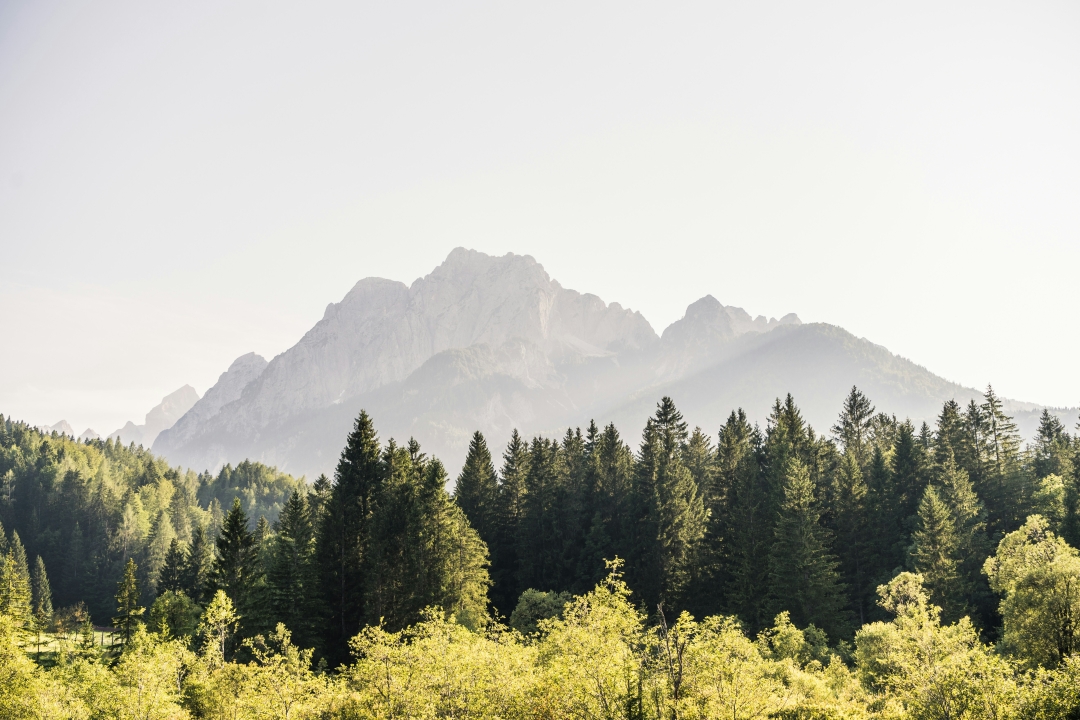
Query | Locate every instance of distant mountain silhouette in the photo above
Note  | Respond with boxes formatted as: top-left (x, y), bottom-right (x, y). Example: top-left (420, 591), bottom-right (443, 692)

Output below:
top-left (110, 385), bottom-right (200, 448)
top-left (153, 249), bottom-right (1077, 478)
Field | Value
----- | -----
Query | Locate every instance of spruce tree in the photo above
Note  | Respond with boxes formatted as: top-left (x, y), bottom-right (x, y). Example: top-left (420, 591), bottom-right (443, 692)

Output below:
top-left (269, 490), bottom-right (321, 649)
top-left (938, 453), bottom-right (993, 625)
top-left (366, 440), bottom-right (490, 631)
top-left (454, 431), bottom-right (500, 548)
top-left (62, 523), bottom-right (83, 605)
top-left (31, 556), bottom-right (53, 662)
top-left (114, 558), bottom-right (144, 644)
top-left (980, 386), bottom-right (1027, 534)
top-left (184, 524), bottom-right (213, 603)
top-left (723, 419), bottom-right (771, 632)
top-left (0, 536), bottom-right (32, 629)
top-left (158, 538), bottom-right (189, 595)
top-left (907, 486), bottom-right (964, 622)
top-left (317, 410), bottom-right (383, 662)
top-left (579, 422), bottom-right (635, 588)
top-left (832, 387), bottom-right (875, 468)
top-left (491, 429), bottom-right (529, 614)
top-left (31, 556), bottom-right (53, 628)
top-left (833, 449), bottom-right (873, 625)
top-left (631, 397), bottom-right (707, 611)
top-left (767, 458), bottom-right (848, 639)
top-left (210, 498), bottom-right (259, 617)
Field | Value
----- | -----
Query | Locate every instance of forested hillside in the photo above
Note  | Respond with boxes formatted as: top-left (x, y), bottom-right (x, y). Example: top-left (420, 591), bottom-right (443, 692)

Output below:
top-left (0, 384), bottom-right (1079, 717)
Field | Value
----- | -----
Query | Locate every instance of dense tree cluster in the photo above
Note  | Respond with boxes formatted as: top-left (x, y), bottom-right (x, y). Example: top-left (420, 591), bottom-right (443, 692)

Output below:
top-left (0, 382), bottom-right (1079, 717)
top-left (459, 386), bottom-right (1073, 642)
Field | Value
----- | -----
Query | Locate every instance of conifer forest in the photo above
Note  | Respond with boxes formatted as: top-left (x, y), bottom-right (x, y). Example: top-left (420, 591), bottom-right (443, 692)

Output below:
top-left (1, 386), bottom-right (1080, 718)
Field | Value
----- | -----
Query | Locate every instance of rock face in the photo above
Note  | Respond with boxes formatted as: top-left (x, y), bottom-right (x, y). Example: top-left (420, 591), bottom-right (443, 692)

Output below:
top-left (154, 249), bottom-right (660, 474)
top-left (151, 248), bottom-right (1071, 479)
top-left (110, 385), bottom-right (200, 447)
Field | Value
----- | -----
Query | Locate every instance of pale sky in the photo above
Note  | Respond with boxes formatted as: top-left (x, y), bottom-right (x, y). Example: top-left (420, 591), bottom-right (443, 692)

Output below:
top-left (1, 1), bottom-right (1078, 436)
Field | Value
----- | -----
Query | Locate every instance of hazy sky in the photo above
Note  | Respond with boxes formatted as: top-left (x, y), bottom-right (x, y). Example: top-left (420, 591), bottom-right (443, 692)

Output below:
top-left (2, 1), bottom-right (1078, 436)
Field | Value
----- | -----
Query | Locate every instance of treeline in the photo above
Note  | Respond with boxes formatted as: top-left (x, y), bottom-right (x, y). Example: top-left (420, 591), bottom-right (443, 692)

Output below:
top-left (457, 388), bottom-right (1074, 641)
top-left (0, 419), bottom-right (304, 621)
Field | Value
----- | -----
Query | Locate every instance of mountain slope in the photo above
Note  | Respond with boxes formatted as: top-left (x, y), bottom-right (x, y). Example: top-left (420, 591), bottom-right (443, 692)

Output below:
top-left (109, 385), bottom-right (200, 447)
top-left (153, 249), bottom-right (1076, 477)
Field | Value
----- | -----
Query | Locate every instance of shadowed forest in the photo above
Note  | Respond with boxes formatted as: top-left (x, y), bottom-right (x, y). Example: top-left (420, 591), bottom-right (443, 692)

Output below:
top-left (0, 385), bottom-right (1079, 718)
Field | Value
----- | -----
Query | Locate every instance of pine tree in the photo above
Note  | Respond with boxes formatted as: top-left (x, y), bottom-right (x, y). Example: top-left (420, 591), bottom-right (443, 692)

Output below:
top-left (832, 387), bottom-right (876, 468)
top-left (579, 422), bottom-right (634, 588)
top-left (491, 429), bottom-right (529, 614)
top-left (833, 449), bottom-right (873, 625)
top-left (31, 556), bottom-right (53, 662)
top-left (980, 386), bottom-right (1026, 534)
top-left (269, 490), bottom-right (321, 649)
top-left (454, 431), bottom-right (500, 548)
top-left (62, 520), bottom-right (83, 604)
top-left (184, 524), bottom-right (213, 603)
top-left (114, 558), bottom-right (144, 644)
top-left (767, 458), bottom-right (848, 639)
top-left (210, 498), bottom-right (259, 620)
top-left (31, 556), bottom-right (53, 627)
top-left (317, 410), bottom-right (383, 662)
top-left (938, 452), bottom-right (993, 626)
top-left (723, 419), bottom-right (771, 632)
top-left (366, 440), bottom-right (491, 631)
top-left (158, 538), bottom-right (189, 595)
top-left (0, 534), bottom-right (32, 629)
top-left (907, 486), bottom-right (964, 622)
top-left (631, 397), bottom-right (707, 611)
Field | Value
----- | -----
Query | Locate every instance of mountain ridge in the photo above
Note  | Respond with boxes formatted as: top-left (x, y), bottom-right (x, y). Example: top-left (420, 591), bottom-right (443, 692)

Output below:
top-left (153, 248), bottom-right (1077, 477)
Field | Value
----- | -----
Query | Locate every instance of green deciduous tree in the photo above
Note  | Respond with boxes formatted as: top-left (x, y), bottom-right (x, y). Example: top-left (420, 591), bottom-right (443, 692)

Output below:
top-left (984, 514), bottom-right (1080, 668)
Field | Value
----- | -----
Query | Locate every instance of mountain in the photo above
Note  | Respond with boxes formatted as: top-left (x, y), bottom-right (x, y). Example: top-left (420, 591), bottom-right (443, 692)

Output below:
top-left (110, 385), bottom-right (201, 447)
top-left (153, 248), bottom-right (1077, 478)
top-left (37, 420), bottom-right (75, 437)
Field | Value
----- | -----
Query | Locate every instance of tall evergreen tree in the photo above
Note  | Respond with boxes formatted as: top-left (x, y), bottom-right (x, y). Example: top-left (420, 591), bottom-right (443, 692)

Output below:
top-left (490, 429), bottom-right (529, 614)
top-left (723, 419), bottom-right (771, 631)
top-left (31, 556), bottom-right (53, 662)
top-left (832, 449), bottom-right (873, 625)
top-left (367, 440), bottom-right (490, 631)
top-left (938, 452), bottom-right (993, 626)
top-left (986, 387), bottom-right (1032, 537)
top-left (317, 410), bottom-right (383, 662)
top-left (832, 387), bottom-right (876, 468)
top-left (184, 524), bottom-right (213, 604)
top-left (454, 431), bottom-right (500, 548)
top-left (579, 422), bottom-right (634, 588)
top-left (30, 556), bottom-right (53, 630)
top-left (113, 558), bottom-right (144, 644)
top-left (767, 458), bottom-right (848, 639)
top-left (158, 538), bottom-right (189, 595)
top-left (210, 498), bottom-right (259, 620)
top-left (907, 485), bottom-right (964, 622)
top-left (631, 397), bottom-right (707, 611)
top-left (269, 490), bottom-right (321, 649)
top-left (62, 522), bottom-right (83, 605)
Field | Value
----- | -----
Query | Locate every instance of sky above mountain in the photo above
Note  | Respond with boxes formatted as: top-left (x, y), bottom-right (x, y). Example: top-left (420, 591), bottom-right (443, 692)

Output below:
top-left (2, 1), bottom-right (1078, 435)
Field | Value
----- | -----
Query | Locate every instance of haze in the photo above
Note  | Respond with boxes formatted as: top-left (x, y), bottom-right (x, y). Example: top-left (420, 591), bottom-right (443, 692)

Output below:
top-left (1, 1), bottom-right (1078, 436)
